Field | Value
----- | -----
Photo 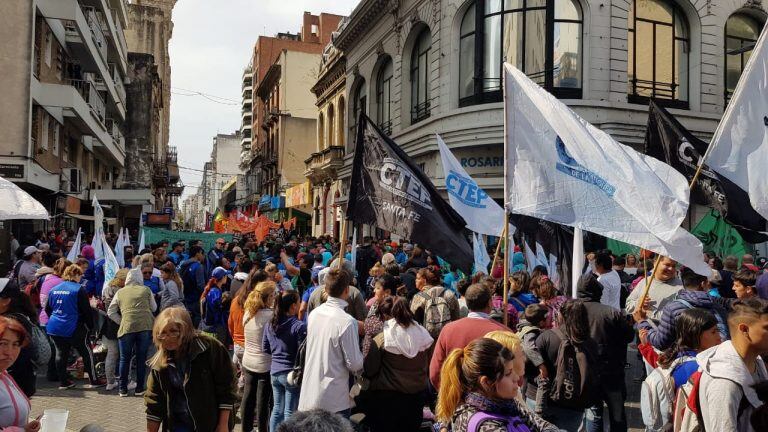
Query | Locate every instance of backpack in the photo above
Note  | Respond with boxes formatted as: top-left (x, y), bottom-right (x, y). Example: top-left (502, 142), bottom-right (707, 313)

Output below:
top-left (640, 355), bottom-right (695, 432)
top-left (8, 260), bottom-right (23, 281)
top-left (7, 313), bottom-right (51, 368)
top-left (676, 299), bottom-right (730, 342)
top-left (24, 275), bottom-right (45, 310)
top-left (549, 328), bottom-right (599, 409)
top-left (467, 412), bottom-right (532, 432)
top-left (287, 338), bottom-right (307, 387)
top-left (672, 370), bottom-right (750, 432)
top-left (419, 288), bottom-right (452, 339)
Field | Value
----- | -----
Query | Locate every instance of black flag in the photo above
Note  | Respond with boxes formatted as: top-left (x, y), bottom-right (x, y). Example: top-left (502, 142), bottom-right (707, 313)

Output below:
top-left (512, 215), bottom-right (574, 293)
top-left (644, 100), bottom-right (768, 243)
top-left (347, 114), bottom-right (474, 273)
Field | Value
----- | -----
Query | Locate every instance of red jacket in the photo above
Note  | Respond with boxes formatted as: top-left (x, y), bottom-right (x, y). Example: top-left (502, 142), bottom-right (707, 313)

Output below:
top-left (428, 316), bottom-right (509, 389)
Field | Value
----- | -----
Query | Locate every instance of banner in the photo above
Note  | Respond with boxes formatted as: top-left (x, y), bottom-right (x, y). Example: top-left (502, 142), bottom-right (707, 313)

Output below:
top-left (705, 25), bottom-right (768, 220)
top-left (513, 215), bottom-right (574, 291)
top-left (473, 233), bottom-right (491, 275)
top-left (286, 182), bottom-right (311, 207)
top-left (100, 230), bottom-right (120, 296)
top-left (66, 228), bottom-right (82, 262)
top-left (437, 134), bottom-right (509, 236)
top-left (140, 226), bottom-right (233, 253)
top-left (644, 100), bottom-right (767, 242)
top-left (503, 63), bottom-right (710, 276)
top-left (691, 210), bottom-right (750, 261)
top-left (347, 114), bottom-right (474, 273)
top-left (606, 239), bottom-right (641, 258)
top-left (91, 196), bottom-right (105, 260)
top-left (572, 227), bottom-right (584, 298)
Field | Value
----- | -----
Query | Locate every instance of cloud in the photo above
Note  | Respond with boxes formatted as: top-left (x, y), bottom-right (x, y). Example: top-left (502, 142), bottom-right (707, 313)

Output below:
top-left (169, 0), bottom-right (359, 200)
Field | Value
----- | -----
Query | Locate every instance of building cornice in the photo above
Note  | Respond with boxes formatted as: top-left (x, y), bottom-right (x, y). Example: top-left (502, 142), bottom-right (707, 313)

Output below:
top-left (334, 0), bottom-right (391, 51)
top-left (312, 58), bottom-right (347, 105)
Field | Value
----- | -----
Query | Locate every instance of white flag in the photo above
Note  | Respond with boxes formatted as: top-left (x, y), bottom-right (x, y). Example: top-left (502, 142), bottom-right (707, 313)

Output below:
top-left (138, 228), bottom-right (145, 253)
top-left (437, 134), bottom-right (511, 237)
top-left (473, 233), bottom-right (491, 274)
top-left (66, 228), bottom-right (82, 262)
top-left (91, 196), bottom-right (105, 261)
top-left (504, 64), bottom-right (710, 276)
top-left (101, 230), bottom-right (120, 296)
top-left (705, 26), bottom-right (768, 219)
top-left (115, 228), bottom-right (125, 268)
top-left (349, 227), bottom-right (357, 270)
top-left (123, 228), bottom-right (131, 250)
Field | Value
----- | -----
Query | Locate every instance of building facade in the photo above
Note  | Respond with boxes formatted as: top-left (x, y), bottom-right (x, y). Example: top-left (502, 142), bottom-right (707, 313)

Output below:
top-left (0, 0), bottom-right (131, 239)
top-left (308, 29), bottom-right (348, 238)
top-left (334, 0), bottom-right (766, 233)
top-left (241, 12), bottom-right (344, 214)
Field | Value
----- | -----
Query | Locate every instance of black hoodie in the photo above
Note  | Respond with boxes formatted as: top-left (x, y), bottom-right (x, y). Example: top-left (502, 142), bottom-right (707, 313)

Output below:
top-left (577, 274), bottom-right (634, 375)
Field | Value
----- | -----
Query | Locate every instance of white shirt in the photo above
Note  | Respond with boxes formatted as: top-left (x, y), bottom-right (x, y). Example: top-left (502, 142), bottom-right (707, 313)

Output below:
top-left (242, 309), bottom-right (273, 373)
top-left (597, 270), bottom-right (622, 311)
top-left (298, 296), bottom-right (363, 413)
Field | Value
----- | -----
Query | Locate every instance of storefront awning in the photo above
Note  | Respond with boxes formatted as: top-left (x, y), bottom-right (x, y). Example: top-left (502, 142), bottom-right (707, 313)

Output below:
top-left (65, 213), bottom-right (117, 225)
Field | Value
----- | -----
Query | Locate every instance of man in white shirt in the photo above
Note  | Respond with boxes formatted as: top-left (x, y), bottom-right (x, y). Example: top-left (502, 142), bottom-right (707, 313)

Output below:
top-left (298, 267), bottom-right (363, 416)
top-left (594, 251), bottom-right (622, 311)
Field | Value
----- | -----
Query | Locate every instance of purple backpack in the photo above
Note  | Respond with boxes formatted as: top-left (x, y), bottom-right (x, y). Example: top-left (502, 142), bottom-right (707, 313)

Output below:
top-left (467, 412), bottom-right (532, 432)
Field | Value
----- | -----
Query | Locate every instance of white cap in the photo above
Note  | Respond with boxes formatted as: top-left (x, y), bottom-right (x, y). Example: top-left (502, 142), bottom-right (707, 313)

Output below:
top-left (23, 246), bottom-right (40, 257)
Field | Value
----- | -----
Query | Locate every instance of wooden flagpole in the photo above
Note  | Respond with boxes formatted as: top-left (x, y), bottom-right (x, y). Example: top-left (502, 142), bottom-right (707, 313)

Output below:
top-left (338, 218), bottom-right (348, 266)
top-left (490, 224), bottom-right (508, 275)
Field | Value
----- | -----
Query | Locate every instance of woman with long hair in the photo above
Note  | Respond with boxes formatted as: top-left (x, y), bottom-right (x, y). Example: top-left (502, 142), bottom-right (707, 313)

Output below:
top-left (0, 316), bottom-right (41, 432)
top-left (100, 268), bottom-right (129, 391)
top-left (46, 264), bottom-right (104, 389)
top-left (107, 268), bottom-right (157, 397)
top-left (241, 281), bottom-right (276, 432)
top-left (536, 300), bottom-right (601, 431)
top-left (435, 338), bottom-right (557, 432)
top-left (263, 289), bottom-right (306, 431)
top-left (362, 274), bottom-right (399, 357)
top-left (530, 275), bottom-right (567, 329)
top-left (0, 278), bottom-right (40, 397)
top-left (362, 296), bottom-right (433, 431)
top-left (229, 270), bottom-right (269, 393)
top-left (159, 262), bottom-right (184, 310)
top-left (199, 267), bottom-right (229, 343)
top-left (145, 307), bottom-right (237, 432)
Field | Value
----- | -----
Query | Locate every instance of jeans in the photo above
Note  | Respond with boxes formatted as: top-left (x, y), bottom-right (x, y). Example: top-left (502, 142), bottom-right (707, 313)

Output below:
top-left (118, 330), bottom-right (152, 393)
top-left (101, 336), bottom-right (119, 385)
top-left (270, 371), bottom-right (300, 432)
top-left (241, 369), bottom-right (272, 432)
top-left (51, 325), bottom-right (98, 385)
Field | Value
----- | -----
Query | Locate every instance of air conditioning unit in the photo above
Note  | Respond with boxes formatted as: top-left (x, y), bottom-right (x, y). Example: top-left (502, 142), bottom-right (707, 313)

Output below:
top-left (68, 168), bottom-right (82, 193)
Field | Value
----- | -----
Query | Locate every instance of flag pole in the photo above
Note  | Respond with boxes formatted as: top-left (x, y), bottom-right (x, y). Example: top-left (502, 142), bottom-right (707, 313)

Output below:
top-left (502, 213), bottom-right (510, 327)
top-left (339, 217), bottom-right (348, 266)
top-left (636, 162), bottom-right (709, 311)
top-left (490, 225), bottom-right (507, 275)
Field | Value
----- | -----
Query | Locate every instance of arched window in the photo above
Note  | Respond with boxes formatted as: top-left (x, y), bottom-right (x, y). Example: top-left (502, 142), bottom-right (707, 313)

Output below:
top-left (338, 96), bottom-right (346, 147)
top-left (317, 112), bottom-right (325, 150)
top-left (628, 0), bottom-right (689, 107)
top-left (327, 103), bottom-right (335, 148)
top-left (725, 13), bottom-right (762, 104)
top-left (459, 0), bottom-right (583, 107)
top-left (376, 57), bottom-right (394, 135)
top-left (411, 29), bottom-right (432, 123)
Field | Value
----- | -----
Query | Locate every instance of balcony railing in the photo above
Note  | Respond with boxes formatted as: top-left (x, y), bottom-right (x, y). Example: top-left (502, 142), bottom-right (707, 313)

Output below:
top-left (82, 7), bottom-right (108, 63)
top-left (167, 146), bottom-right (178, 164)
top-left (104, 118), bottom-right (124, 151)
top-left (305, 145), bottom-right (345, 178)
top-left (68, 78), bottom-right (106, 123)
top-left (109, 62), bottom-right (126, 106)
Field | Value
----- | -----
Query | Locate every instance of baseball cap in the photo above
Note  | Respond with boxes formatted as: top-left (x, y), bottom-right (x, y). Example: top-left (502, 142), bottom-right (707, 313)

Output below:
top-left (403, 243), bottom-right (414, 252)
top-left (24, 246), bottom-right (40, 257)
top-left (381, 253), bottom-right (396, 266)
top-left (211, 267), bottom-right (229, 281)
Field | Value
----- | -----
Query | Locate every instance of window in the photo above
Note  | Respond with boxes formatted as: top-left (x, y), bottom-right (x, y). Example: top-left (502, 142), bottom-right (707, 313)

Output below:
top-left (338, 97), bottom-right (346, 147)
top-left (459, 0), bottom-right (583, 107)
top-left (318, 112), bottom-right (325, 150)
top-left (328, 103), bottom-right (335, 148)
top-left (40, 112), bottom-right (49, 151)
top-left (628, 0), bottom-right (689, 107)
top-left (411, 29), bottom-right (432, 123)
top-left (725, 13), bottom-right (762, 105)
top-left (376, 57), bottom-right (394, 135)
top-left (350, 80), bottom-right (367, 149)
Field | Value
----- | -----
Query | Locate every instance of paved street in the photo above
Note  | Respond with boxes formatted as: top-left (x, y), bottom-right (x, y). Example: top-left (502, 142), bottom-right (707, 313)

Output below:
top-left (30, 346), bottom-right (648, 432)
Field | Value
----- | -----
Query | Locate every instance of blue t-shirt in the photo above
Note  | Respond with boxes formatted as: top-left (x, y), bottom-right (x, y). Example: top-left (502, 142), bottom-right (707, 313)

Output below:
top-left (321, 251), bottom-right (332, 266)
top-left (46, 281), bottom-right (83, 338)
top-left (301, 286), bottom-right (318, 323)
top-left (144, 276), bottom-right (162, 294)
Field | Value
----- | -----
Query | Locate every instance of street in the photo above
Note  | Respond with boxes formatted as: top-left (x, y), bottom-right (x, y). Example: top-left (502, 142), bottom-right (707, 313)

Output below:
top-left (30, 347), bottom-right (649, 432)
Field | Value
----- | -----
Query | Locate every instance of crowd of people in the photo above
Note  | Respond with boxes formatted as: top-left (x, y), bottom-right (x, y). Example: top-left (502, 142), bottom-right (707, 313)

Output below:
top-left (1, 228), bottom-right (768, 432)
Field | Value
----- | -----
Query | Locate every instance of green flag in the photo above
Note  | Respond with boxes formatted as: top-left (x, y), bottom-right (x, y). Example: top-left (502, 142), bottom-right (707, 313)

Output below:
top-left (605, 238), bottom-right (641, 258)
top-left (691, 210), bottom-right (750, 259)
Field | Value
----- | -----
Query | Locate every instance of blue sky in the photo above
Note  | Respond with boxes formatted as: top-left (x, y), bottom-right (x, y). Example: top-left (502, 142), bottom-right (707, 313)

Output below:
top-left (169, 0), bottom-right (359, 198)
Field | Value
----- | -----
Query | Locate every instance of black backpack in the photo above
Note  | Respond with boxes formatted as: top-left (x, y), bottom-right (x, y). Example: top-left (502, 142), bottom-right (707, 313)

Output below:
top-left (287, 338), bottom-right (307, 387)
top-left (549, 328), bottom-right (600, 409)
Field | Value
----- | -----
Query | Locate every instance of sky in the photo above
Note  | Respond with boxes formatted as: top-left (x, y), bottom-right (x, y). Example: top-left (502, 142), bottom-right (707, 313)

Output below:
top-left (168, 0), bottom-right (359, 199)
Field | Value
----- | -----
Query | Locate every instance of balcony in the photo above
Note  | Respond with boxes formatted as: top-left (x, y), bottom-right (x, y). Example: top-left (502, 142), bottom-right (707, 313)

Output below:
top-left (104, 118), bottom-right (125, 153)
top-left (81, 7), bottom-right (108, 63)
top-left (68, 78), bottom-right (105, 123)
top-left (109, 63), bottom-right (126, 107)
top-left (304, 145), bottom-right (345, 183)
top-left (167, 146), bottom-right (180, 183)
top-left (166, 184), bottom-right (185, 196)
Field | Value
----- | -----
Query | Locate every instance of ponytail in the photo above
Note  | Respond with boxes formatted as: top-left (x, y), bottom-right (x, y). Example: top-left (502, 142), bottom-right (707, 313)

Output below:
top-left (436, 348), bottom-right (466, 423)
top-left (271, 289), bottom-right (300, 330)
top-left (200, 277), bottom-right (218, 301)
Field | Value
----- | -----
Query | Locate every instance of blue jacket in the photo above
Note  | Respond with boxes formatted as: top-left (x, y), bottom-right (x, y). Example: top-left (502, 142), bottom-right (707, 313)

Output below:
top-left (180, 259), bottom-right (206, 308)
top-left (200, 287), bottom-right (225, 331)
top-left (84, 258), bottom-right (105, 297)
top-left (638, 289), bottom-right (730, 351)
top-left (206, 248), bottom-right (224, 278)
top-left (508, 292), bottom-right (539, 312)
top-left (144, 276), bottom-right (162, 295)
top-left (262, 316), bottom-right (307, 375)
top-left (45, 281), bottom-right (92, 337)
top-left (168, 251), bottom-right (183, 266)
